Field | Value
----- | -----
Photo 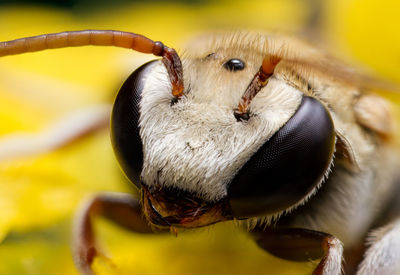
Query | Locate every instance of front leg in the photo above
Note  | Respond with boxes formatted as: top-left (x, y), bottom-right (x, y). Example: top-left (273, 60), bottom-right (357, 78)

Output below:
top-left (73, 192), bottom-right (158, 275)
top-left (251, 227), bottom-right (343, 275)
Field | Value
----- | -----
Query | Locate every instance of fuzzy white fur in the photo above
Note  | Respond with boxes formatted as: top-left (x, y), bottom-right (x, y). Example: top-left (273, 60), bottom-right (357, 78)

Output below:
top-left (322, 237), bottom-right (344, 275)
top-left (137, 31), bottom-right (400, 274)
top-left (138, 30), bottom-right (399, 226)
top-left (357, 218), bottom-right (400, 275)
top-left (140, 61), bottom-right (302, 201)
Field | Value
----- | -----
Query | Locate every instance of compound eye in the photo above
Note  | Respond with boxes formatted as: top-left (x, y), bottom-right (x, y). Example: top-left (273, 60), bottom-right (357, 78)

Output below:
top-left (223, 58), bottom-right (245, 71)
top-left (227, 96), bottom-right (335, 218)
top-left (111, 60), bottom-right (157, 188)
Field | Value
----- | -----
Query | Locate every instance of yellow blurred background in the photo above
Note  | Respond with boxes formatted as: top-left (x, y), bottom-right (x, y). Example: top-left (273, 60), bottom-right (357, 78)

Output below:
top-left (0, 0), bottom-right (399, 274)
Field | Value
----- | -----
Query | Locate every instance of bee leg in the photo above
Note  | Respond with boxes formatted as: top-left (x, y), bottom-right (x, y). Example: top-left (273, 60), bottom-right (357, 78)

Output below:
top-left (251, 227), bottom-right (343, 275)
top-left (356, 218), bottom-right (400, 275)
top-left (73, 192), bottom-right (156, 275)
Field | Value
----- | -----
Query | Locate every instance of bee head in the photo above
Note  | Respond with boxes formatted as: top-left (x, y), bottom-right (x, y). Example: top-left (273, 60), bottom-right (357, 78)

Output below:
top-left (111, 32), bottom-right (335, 228)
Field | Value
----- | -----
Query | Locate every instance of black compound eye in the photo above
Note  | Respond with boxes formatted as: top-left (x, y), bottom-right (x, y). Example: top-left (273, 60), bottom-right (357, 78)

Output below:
top-left (111, 60), bottom-right (157, 188)
top-left (223, 58), bottom-right (245, 71)
top-left (227, 96), bottom-right (335, 218)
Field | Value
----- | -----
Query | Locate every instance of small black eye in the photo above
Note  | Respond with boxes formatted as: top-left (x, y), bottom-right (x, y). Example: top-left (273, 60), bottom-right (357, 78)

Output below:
top-left (223, 59), bottom-right (245, 71)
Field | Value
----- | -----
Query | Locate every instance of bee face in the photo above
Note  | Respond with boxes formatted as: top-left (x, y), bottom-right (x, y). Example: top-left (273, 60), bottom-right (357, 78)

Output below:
top-left (140, 62), bottom-right (303, 200)
top-left (111, 32), bottom-right (336, 227)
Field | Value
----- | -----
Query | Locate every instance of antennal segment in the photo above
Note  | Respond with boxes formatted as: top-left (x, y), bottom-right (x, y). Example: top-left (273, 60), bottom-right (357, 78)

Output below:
top-left (0, 30), bottom-right (184, 97)
top-left (234, 55), bottom-right (281, 121)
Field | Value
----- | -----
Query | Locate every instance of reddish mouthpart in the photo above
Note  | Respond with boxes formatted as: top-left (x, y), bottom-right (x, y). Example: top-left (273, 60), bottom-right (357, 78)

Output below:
top-left (141, 185), bottom-right (232, 229)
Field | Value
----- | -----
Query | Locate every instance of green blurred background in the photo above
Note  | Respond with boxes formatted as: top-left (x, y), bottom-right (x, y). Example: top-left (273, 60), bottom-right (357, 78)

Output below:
top-left (0, 0), bottom-right (399, 274)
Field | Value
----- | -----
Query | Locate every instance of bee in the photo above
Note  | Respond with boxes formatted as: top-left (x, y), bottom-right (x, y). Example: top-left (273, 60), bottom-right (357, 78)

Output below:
top-left (1, 30), bottom-right (399, 275)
